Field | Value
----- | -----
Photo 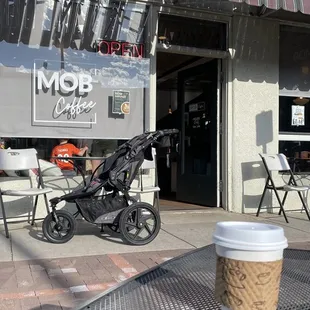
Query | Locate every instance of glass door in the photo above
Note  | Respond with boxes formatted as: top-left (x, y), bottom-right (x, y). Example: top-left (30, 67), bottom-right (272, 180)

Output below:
top-left (176, 59), bottom-right (220, 206)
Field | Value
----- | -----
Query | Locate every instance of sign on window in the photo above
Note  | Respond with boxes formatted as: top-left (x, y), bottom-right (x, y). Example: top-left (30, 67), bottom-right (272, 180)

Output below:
top-left (291, 105), bottom-right (305, 126)
top-left (113, 91), bottom-right (130, 114)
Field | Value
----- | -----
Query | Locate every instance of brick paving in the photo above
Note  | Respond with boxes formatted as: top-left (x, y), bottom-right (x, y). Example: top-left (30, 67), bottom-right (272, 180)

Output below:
top-left (1, 242), bottom-right (309, 310)
top-left (0, 249), bottom-right (190, 310)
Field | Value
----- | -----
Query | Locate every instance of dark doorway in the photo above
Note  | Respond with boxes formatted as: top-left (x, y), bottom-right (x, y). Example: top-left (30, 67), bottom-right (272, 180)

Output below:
top-left (156, 53), bottom-right (220, 207)
top-left (176, 60), bottom-right (219, 206)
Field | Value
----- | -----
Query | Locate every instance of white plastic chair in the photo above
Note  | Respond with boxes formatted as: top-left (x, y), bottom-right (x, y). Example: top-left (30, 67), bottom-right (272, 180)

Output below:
top-left (129, 149), bottom-right (160, 210)
top-left (257, 153), bottom-right (310, 223)
top-left (0, 149), bottom-right (52, 238)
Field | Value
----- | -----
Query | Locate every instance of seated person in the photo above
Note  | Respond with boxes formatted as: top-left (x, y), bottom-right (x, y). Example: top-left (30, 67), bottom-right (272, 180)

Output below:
top-left (51, 139), bottom-right (88, 176)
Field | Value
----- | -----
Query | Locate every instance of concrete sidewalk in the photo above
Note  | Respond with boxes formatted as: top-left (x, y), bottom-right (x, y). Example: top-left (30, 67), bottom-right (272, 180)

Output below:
top-left (1, 208), bottom-right (310, 309)
top-left (2, 209), bottom-right (310, 262)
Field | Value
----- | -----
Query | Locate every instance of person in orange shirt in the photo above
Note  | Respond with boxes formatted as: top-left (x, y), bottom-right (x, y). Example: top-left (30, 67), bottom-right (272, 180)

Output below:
top-left (51, 139), bottom-right (88, 176)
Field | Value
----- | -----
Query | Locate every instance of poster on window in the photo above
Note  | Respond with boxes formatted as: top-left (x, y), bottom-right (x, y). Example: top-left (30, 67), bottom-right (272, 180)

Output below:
top-left (291, 105), bottom-right (305, 126)
top-left (113, 91), bottom-right (130, 114)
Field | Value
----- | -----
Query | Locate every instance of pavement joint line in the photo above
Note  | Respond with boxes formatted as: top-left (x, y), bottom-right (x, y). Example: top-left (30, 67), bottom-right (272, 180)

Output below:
top-left (160, 227), bottom-right (197, 249)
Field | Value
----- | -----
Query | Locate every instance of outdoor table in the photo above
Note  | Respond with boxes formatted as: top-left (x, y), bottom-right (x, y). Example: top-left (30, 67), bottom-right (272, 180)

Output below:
top-left (76, 244), bottom-right (310, 310)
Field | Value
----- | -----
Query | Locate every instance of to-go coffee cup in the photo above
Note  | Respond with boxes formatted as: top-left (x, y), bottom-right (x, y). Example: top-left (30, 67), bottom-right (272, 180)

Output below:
top-left (212, 222), bottom-right (288, 310)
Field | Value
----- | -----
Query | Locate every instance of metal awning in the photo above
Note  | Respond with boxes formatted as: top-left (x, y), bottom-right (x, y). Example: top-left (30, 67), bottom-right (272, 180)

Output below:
top-left (229, 0), bottom-right (310, 15)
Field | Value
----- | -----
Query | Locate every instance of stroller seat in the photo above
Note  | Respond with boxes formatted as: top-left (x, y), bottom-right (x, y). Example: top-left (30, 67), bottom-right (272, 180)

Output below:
top-left (50, 178), bottom-right (107, 204)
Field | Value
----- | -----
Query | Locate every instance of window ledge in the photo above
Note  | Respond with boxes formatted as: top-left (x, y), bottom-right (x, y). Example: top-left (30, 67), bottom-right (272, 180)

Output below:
top-left (279, 133), bottom-right (310, 141)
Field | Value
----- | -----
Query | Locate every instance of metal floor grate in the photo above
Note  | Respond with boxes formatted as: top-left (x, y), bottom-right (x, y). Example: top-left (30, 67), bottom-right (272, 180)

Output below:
top-left (76, 245), bottom-right (310, 310)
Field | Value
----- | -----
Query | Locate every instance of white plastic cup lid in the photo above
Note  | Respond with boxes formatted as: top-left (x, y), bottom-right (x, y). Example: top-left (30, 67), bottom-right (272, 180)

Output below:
top-left (212, 222), bottom-right (288, 251)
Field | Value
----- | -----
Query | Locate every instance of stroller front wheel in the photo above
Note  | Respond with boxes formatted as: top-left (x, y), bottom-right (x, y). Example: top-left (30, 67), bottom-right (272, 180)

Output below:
top-left (43, 210), bottom-right (76, 244)
top-left (119, 202), bottom-right (161, 246)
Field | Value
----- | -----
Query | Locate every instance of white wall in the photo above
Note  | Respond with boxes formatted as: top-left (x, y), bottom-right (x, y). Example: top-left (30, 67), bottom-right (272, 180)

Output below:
top-left (229, 16), bottom-right (280, 214)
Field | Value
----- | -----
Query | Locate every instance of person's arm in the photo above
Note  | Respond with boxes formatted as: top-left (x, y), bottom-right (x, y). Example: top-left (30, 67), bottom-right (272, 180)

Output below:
top-left (72, 145), bottom-right (88, 157)
top-left (77, 146), bottom-right (88, 156)
top-left (50, 147), bottom-right (56, 163)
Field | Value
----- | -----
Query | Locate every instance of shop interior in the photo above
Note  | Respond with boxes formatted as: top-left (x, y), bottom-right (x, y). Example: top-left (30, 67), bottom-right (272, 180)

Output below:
top-left (156, 52), bottom-right (219, 206)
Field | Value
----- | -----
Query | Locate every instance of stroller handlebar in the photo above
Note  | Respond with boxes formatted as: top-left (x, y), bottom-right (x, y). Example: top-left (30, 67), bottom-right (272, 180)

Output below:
top-left (155, 129), bottom-right (179, 137)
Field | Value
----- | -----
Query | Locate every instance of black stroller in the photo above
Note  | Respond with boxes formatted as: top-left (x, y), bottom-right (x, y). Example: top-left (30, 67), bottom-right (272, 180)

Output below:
top-left (42, 129), bottom-right (179, 245)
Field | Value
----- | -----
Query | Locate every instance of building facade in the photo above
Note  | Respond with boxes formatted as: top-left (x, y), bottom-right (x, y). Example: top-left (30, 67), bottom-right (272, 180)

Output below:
top-left (1, 0), bottom-right (310, 219)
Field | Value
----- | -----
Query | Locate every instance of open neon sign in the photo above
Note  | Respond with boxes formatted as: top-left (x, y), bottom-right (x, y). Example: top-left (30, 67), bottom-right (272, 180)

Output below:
top-left (97, 40), bottom-right (144, 58)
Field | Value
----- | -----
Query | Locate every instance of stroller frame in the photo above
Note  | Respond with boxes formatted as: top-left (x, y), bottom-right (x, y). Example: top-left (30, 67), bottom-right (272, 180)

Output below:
top-left (42, 129), bottom-right (179, 245)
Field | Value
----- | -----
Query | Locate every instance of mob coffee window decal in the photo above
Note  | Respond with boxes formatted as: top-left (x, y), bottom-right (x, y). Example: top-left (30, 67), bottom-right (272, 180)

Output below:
top-left (33, 60), bottom-right (97, 127)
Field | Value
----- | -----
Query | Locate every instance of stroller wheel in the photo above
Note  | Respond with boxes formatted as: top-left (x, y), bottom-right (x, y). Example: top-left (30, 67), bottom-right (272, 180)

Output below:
top-left (119, 202), bottom-right (161, 246)
top-left (106, 197), bottom-right (138, 234)
top-left (43, 210), bottom-right (76, 244)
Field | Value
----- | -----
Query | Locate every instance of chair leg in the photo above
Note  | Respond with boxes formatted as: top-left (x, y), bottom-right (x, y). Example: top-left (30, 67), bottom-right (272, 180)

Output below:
top-left (31, 195), bottom-right (39, 226)
top-left (155, 191), bottom-right (160, 212)
top-left (278, 192), bottom-right (288, 215)
top-left (273, 190), bottom-right (289, 223)
top-left (297, 191), bottom-right (310, 221)
top-left (256, 184), bottom-right (268, 217)
top-left (0, 191), bottom-right (9, 238)
top-left (152, 191), bottom-right (160, 212)
top-left (43, 194), bottom-right (50, 215)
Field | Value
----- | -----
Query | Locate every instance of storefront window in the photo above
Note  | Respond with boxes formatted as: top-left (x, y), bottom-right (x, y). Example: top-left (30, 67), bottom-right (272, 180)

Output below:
top-left (279, 141), bottom-right (310, 172)
top-left (0, 1), bottom-right (149, 177)
top-left (0, 1), bottom-right (150, 140)
top-left (279, 26), bottom-right (310, 172)
top-left (0, 137), bottom-right (127, 177)
top-left (279, 26), bottom-right (310, 98)
top-left (279, 96), bottom-right (310, 133)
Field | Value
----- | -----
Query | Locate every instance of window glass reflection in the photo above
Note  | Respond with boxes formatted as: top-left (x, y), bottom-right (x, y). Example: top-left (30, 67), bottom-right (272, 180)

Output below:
top-left (0, 1), bottom-right (150, 78)
top-left (0, 1), bottom-right (148, 47)
top-left (0, 137), bottom-right (126, 177)
top-left (279, 141), bottom-right (310, 172)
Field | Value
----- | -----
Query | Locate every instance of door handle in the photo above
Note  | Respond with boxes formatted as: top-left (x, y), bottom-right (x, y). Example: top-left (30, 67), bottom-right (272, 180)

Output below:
top-left (176, 143), bottom-right (179, 153)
